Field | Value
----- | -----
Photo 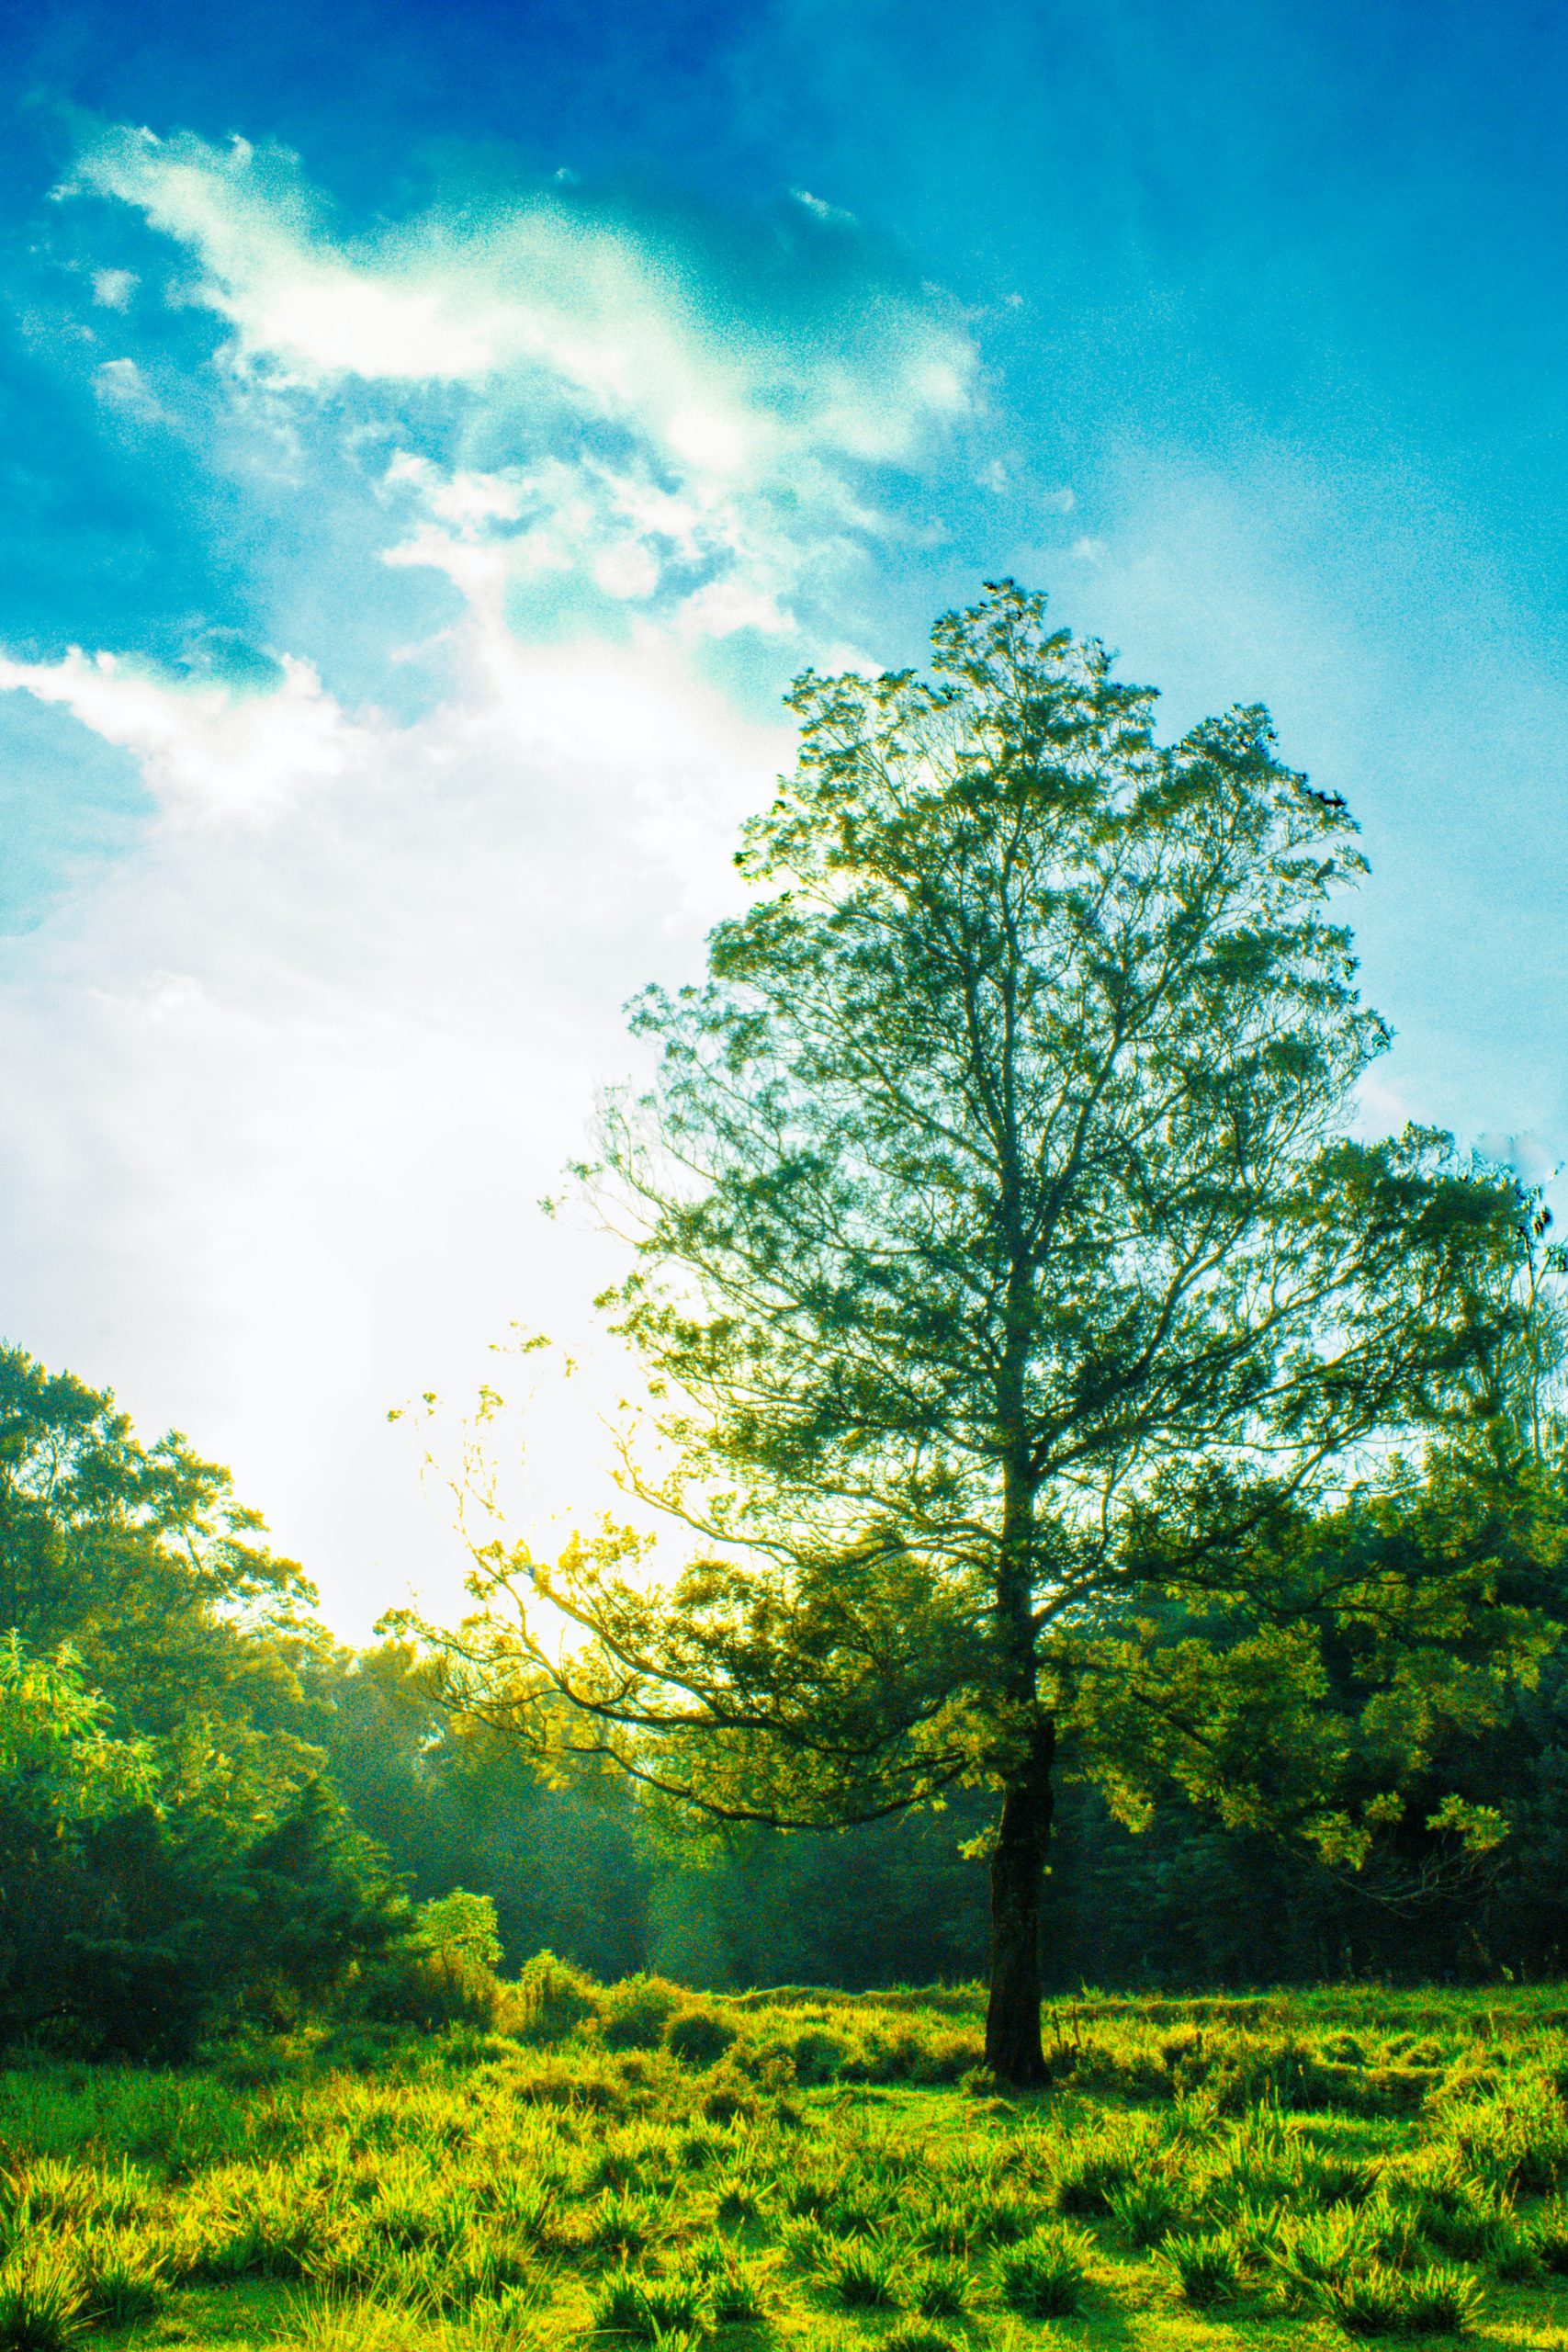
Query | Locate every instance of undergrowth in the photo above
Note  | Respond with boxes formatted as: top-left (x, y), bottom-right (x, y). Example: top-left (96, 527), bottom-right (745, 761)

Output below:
top-left (5, 1976), bottom-right (1568, 2346)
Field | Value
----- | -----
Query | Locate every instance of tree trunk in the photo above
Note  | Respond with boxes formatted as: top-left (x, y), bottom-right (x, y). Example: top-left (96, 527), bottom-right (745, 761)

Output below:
top-left (984, 1714), bottom-right (1055, 2086)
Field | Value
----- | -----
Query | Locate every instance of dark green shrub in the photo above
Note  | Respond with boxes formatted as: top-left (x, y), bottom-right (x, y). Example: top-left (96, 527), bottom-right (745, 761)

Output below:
top-left (789, 2027), bottom-right (851, 2085)
top-left (665, 2007), bottom-right (739, 2069)
top-left (599, 1976), bottom-right (685, 2051)
top-left (362, 1948), bottom-right (500, 2031)
top-left (511, 1951), bottom-right (599, 2045)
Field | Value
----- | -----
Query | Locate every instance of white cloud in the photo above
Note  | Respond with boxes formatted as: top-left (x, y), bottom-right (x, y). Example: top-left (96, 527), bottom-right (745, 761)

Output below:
top-left (0, 648), bottom-right (374, 820)
top-left (69, 127), bottom-right (974, 489)
top-left (60, 127), bottom-right (981, 677)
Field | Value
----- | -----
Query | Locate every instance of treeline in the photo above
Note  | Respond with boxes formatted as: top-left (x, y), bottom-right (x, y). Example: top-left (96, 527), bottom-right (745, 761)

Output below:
top-left (5, 1340), bottom-right (1568, 2063)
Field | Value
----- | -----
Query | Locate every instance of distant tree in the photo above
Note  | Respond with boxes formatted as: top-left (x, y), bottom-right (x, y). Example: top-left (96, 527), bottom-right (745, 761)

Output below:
top-left (0, 1634), bottom-right (407, 2056)
top-left (310, 1641), bottom-right (654, 1979)
top-left (0, 1348), bottom-right (419, 2055)
top-left (0, 1344), bottom-right (321, 1802)
top-left (412, 584), bottom-right (1532, 2081)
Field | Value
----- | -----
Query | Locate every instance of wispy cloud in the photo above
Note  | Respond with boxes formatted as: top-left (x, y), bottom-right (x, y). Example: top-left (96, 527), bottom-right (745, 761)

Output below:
top-left (0, 125), bottom-right (988, 1625)
top-left (63, 125), bottom-right (976, 670)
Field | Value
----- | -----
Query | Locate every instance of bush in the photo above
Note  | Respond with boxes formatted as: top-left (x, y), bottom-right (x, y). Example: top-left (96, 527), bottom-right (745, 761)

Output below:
top-left (787, 2027), bottom-right (851, 2085)
top-left (598, 1976), bottom-right (685, 2051)
top-left (362, 1947), bottom-right (500, 2031)
top-left (664, 2006), bottom-right (739, 2070)
top-left (996, 2226), bottom-right (1091, 2319)
top-left (511, 1951), bottom-right (598, 2045)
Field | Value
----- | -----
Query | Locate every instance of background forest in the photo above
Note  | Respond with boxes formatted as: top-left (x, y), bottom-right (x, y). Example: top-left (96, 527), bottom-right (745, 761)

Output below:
top-left (6, 1317), bottom-right (1568, 2067)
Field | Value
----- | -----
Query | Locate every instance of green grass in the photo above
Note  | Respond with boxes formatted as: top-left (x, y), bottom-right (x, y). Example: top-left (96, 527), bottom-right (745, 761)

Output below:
top-left (7, 1979), bottom-right (1568, 2348)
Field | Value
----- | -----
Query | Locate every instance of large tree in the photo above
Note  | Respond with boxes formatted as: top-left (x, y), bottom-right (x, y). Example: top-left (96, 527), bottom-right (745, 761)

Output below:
top-left (417, 584), bottom-right (1528, 2079)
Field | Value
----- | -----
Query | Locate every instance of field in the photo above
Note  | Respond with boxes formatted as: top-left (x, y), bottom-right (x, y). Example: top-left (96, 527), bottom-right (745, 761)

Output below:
top-left (5, 1970), bottom-right (1568, 2352)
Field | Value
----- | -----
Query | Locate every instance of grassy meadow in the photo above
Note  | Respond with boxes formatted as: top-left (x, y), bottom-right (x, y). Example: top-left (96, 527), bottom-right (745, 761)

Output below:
top-left (6, 1970), bottom-right (1568, 2352)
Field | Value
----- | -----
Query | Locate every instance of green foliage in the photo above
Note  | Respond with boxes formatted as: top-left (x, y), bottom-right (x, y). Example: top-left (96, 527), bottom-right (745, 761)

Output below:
top-left (513, 1951), bottom-right (599, 2044)
top-left (1156, 2230), bottom-right (1242, 2309)
top-left (0, 2249), bottom-right (85, 2352)
top-left (1316, 2260), bottom-right (1485, 2337)
top-left (663, 2005), bottom-right (737, 2069)
top-left (2, 1983), bottom-right (1567, 2351)
top-left (401, 584), bottom-right (1535, 2083)
top-left (0, 1343), bottom-right (319, 1777)
top-left (0, 1348), bottom-right (415, 2061)
top-left (995, 2223), bottom-right (1091, 2316)
top-left (599, 1976), bottom-right (685, 2050)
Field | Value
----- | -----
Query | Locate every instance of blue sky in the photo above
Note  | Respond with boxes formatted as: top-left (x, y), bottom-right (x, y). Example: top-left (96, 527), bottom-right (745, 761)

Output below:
top-left (1, 0), bottom-right (1562, 1628)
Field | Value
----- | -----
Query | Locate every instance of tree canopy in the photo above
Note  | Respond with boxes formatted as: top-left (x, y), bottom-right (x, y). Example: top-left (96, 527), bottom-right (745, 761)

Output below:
top-left (412, 582), bottom-right (1540, 2080)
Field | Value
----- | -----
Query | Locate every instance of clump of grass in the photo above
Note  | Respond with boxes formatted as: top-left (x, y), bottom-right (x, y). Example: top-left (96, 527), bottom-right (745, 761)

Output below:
top-left (779, 2217), bottom-right (833, 2270)
top-left (713, 2177), bottom-right (767, 2225)
top-left (995, 2224), bottom-right (1091, 2319)
top-left (1108, 2174), bottom-right (1189, 2247)
top-left (971, 2188), bottom-right (1038, 2245)
top-left (881, 2325), bottom-right (960, 2352)
top-left (906, 2256), bottom-right (967, 2318)
top-left (1439, 2078), bottom-right (1568, 2195)
top-left (819, 2237), bottom-right (905, 2310)
top-left (281, 2296), bottom-right (422, 2352)
top-left (583, 2188), bottom-right (661, 2257)
top-left (906, 2199), bottom-right (974, 2258)
top-left (0, 2249), bottom-right (86, 2352)
top-left (698, 2255), bottom-right (770, 2326)
top-left (1532, 2199), bottom-right (1568, 2275)
top-left (1399, 2165), bottom-right (1515, 2261)
top-left (1049, 2120), bottom-right (1157, 2217)
top-left (77, 2234), bottom-right (168, 2327)
top-left (1155, 2230), bottom-right (1242, 2311)
top-left (1316, 2259), bottom-right (1484, 2338)
top-left (589, 2266), bottom-right (710, 2340)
